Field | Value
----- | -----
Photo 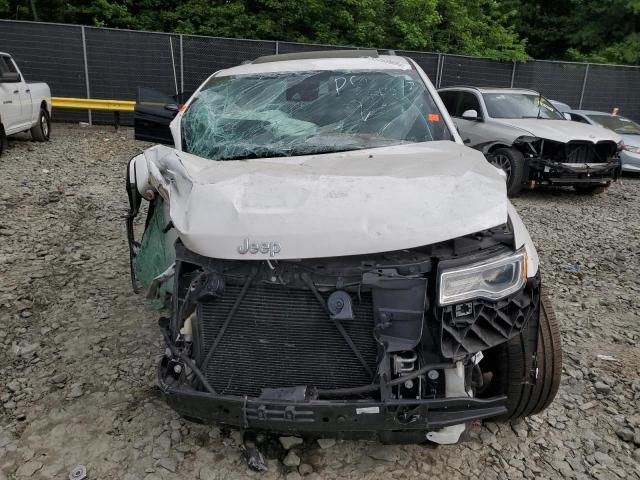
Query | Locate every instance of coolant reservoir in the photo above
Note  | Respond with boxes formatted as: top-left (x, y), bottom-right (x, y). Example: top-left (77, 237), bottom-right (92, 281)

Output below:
top-left (180, 313), bottom-right (194, 342)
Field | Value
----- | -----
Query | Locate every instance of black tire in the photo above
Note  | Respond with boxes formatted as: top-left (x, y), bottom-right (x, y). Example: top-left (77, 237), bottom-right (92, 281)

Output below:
top-left (487, 148), bottom-right (525, 196)
top-left (30, 108), bottom-right (50, 142)
top-left (482, 291), bottom-right (562, 420)
top-left (573, 182), bottom-right (610, 195)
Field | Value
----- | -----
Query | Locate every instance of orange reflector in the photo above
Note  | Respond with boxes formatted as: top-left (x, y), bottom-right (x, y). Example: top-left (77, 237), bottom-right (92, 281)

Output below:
top-left (428, 113), bottom-right (441, 122)
top-left (179, 104), bottom-right (187, 112)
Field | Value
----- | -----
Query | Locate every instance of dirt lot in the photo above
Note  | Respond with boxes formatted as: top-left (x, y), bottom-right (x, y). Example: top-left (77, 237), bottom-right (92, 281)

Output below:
top-left (1, 125), bottom-right (639, 480)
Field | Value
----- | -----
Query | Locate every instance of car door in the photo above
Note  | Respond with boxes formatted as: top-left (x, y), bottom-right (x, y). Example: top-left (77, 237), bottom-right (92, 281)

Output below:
top-left (451, 91), bottom-right (489, 147)
top-left (134, 87), bottom-right (180, 145)
top-left (0, 56), bottom-right (22, 133)
top-left (5, 57), bottom-right (33, 126)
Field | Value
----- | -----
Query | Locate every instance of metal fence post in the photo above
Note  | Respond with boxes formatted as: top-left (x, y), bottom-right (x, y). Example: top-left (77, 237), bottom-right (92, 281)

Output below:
top-left (437, 55), bottom-right (445, 88)
top-left (81, 26), bottom-right (92, 125)
top-left (436, 54), bottom-right (442, 87)
top-left (578, 64), bottom-right (590, 109)
top-left (275, 40), bottom-right (279, 55)
top-left (510, 61), bottom-right (516, 87)
top-left (170, 36), bottom-right (178, 95)
top-left (180, 34), bottom-right (184, 93)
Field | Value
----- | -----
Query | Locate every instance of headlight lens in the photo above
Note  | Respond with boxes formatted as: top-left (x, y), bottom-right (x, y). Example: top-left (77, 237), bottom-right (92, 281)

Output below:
top-left (439, 250), bottom-right (527, 306)
top-left (624, 144), bottom-right (640, 154)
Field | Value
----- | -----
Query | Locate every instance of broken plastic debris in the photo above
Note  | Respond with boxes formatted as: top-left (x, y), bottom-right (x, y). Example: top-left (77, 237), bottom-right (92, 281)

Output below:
top-left (134, 199), bottom-right (174, 308)
top-left (596, 354), bottom-right (617, 361)
top-left (241, 444), bottom-right (268, 472)
top-left (69, 465), bottom-right (87, 480)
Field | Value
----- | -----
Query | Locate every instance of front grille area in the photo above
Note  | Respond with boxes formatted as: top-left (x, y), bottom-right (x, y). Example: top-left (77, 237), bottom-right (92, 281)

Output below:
top-left (537, 140), bottom-right (617, 165)
top-left (562, 141), bottom-right (617, 164)
top-left (566, 143), bottom-right (595, 164)
top-left (197, 283), bottom-right (378, 397)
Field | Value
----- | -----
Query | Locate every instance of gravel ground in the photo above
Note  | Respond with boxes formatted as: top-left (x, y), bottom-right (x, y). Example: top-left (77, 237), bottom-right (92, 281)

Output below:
top-left (1, 125), bottom-right (639, 480)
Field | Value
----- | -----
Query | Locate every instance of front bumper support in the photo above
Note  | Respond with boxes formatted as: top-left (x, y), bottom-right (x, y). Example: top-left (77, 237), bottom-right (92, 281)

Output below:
top-left (526, 157), bottom-right (620, 185)
top-left (159, 372), bottom-right (507, 439)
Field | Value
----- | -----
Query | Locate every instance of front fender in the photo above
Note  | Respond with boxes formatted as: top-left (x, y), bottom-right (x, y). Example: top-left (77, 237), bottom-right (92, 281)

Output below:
top-left (507, 203), bottom-right (539, 277)
top-left (475, 140), bottom-right (514, 155)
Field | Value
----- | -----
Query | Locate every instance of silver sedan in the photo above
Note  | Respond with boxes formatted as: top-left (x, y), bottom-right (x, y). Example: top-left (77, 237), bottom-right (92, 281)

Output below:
top-left (567, 110), bottom-right (640, 173)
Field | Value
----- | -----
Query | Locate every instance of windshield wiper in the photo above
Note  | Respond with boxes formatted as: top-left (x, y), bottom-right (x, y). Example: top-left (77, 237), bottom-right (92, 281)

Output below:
top-left (218, 151), bottom-right (291, 161)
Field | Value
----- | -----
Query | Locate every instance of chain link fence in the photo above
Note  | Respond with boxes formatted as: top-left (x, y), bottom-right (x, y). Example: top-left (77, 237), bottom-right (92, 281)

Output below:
top-left (1, 19), bottom-right (639, 124)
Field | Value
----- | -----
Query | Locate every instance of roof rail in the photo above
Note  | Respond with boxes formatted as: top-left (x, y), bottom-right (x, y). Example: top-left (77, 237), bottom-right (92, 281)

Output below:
top-left (439, 85), bottom-right (538, 93)
top-left (252, 49), bottom-right (379, 64)
top-left (438, 85), bottom-right (481, 90)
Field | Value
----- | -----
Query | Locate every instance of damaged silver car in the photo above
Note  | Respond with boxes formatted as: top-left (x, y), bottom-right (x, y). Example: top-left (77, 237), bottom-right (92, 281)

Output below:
top-left (438, 87), bottom-right (623, 196)
top-left (126, 51), bottom-right (561, 445)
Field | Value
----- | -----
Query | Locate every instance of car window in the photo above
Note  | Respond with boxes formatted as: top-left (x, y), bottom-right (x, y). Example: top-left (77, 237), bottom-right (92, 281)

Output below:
top-left (439, 91), bottom-right (459, 117)
top-left (0, 56), bottom-right (18, 73)
top-left (570, 113), bottom-right (589, 124)
top-left (587, 114), bottom-right (640, 135)
top-left (483, 93), bottom-right (564, 120)
top-left (458, 92), bottom-right (481, 117)
top-left (182, 69), bottom-right (454, 161)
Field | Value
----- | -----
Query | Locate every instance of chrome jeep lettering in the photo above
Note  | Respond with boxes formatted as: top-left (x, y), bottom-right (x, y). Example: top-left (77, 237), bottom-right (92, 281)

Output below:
top-left (237, 239), bottom-right (281, 257)
top-left (237, 238), bottom-right (249, 254)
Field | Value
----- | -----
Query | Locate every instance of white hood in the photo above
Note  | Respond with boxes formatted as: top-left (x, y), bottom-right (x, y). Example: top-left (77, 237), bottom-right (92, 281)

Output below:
top-left (494, 118), bottom-right (622, 144)
top-left (132, 142), bottom-right (508, 260)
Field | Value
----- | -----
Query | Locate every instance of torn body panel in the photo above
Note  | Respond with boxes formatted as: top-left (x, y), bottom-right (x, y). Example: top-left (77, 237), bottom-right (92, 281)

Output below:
top-left (129, 142), bottom-right (509, 260)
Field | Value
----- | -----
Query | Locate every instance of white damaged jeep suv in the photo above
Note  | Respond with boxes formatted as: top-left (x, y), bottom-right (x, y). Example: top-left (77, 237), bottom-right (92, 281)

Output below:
top-left (126, 51), bottom-right (561, 445)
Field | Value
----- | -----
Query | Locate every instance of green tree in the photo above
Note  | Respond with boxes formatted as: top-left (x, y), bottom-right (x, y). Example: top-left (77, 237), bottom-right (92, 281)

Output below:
top-left (511, 0), bottom-right (640, 64)
top-left (0, 0), bottom-right (527, 60)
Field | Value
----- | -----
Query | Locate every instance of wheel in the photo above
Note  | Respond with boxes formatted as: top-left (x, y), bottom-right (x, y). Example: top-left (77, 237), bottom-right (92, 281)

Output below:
top-left (30, 108), bottom-right (50, 142)
top-left (480, 291), bottom-right (562, 420)
top-left (573, 182), bottom-right (610, 195)
top-left (487, 148), bottom-right (525, 196)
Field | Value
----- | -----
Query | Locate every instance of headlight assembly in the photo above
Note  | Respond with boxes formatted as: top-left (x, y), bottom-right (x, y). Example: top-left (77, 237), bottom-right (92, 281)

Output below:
top-left (623, 144), bottom-right (640, 154)
top-left (438, 249), bottom-right (527, 306)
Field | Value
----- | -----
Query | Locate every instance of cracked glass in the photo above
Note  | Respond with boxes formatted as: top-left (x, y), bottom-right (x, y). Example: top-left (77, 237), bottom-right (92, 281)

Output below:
top-left (181, 69), bottom-right (452, 161)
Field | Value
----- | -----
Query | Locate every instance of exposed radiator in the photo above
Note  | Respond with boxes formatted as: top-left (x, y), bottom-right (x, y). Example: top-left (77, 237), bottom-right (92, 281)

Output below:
top-left (197, 283), bottom-right (378, 397)
top-left (566, 143), bottom-right (595, 164)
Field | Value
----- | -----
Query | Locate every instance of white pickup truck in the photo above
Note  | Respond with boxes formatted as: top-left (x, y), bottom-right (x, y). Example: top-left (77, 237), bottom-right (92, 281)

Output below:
top-left (0, 52), bottom-right (51, 155)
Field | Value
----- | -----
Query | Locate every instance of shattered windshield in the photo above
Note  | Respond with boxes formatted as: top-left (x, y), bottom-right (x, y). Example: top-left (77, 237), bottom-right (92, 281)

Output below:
top-left (587, 114), bottom-right (640, 135)
top-left (181, 69), bottom-right (452, 160)
top-left (483, 93), bottom-right (564, 120)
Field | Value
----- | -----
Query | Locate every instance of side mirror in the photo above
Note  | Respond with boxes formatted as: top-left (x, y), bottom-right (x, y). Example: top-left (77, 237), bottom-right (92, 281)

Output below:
top-left (563, 112), bottom-right (572, 121)
top-left (0, 72), bottom-right (21, 83)
top-left (164, 103), bottom-right (179, 113)
top-left (461, 109), bottom-right (480, 121)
